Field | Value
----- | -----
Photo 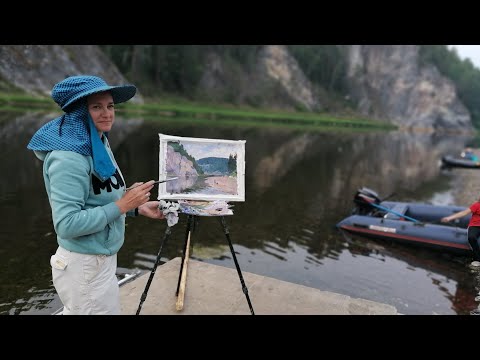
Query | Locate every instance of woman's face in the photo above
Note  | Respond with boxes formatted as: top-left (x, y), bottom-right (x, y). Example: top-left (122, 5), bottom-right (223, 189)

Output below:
top-left (87, 91), bottom-right (115, 135)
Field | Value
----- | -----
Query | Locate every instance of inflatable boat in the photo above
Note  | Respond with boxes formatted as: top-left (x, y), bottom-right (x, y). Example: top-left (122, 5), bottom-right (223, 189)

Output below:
top-left (441, 155), bottom-right (480, 169)
top-left (336, 187), bottom-right (473, 255)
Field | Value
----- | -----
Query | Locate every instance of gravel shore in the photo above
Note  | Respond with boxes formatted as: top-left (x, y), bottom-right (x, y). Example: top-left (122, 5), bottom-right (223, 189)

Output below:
top-left (448, 167), bottom-right (480, 206)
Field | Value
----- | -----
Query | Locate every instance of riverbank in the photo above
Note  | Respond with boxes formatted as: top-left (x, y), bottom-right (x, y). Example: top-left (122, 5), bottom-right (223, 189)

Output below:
top-left (448, 149), bottom-right (480, 206)
top-left (0, 92), bottom-right (395, 131)
top-left (120, 257), bottom-right (399, 315)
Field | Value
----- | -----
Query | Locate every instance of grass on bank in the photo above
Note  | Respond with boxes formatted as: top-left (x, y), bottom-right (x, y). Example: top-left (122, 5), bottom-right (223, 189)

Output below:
top-left (0, 92), bottom-right (396, 131)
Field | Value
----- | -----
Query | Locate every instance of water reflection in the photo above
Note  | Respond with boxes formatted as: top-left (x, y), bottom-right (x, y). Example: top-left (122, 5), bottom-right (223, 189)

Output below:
top-left (1, 109), bottom-right (478, 315)
top-left (343, 231), bottom-right (477, 314)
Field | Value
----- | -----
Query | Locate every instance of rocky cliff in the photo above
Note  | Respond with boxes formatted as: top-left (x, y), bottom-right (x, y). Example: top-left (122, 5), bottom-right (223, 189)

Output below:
top-left (0, 44), bottom-right (472, 131)
top-left (0, 45), bottom-right (143, 103)
top-left (344, 45), bottom-right (471, 131)
top-left (197, 45), bottom-right (321, 111)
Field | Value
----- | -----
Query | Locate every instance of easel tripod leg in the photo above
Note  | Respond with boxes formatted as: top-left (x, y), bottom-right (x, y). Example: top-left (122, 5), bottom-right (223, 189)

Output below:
top-left (219, 216), bottom-right (255, 315)
top-left (136, 226), bottom-right (172, 315)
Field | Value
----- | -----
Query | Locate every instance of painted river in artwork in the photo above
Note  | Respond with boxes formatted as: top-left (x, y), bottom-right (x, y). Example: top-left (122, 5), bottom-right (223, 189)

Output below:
top-left (1, 109), bottom-right (480, 315)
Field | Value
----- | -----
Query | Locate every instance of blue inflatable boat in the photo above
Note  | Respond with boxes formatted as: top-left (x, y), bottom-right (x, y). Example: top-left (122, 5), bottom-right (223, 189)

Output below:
top-left (336, 187), bottom-right (473, 255)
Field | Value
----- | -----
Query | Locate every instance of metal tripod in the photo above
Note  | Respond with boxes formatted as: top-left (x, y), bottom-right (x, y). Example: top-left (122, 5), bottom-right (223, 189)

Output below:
top-left (136, 214), bottom-right (255, 315)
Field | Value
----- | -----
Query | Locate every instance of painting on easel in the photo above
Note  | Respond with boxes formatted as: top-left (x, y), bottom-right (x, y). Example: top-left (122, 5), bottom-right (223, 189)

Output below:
top-left (158, 133), bottom-right (246, 202)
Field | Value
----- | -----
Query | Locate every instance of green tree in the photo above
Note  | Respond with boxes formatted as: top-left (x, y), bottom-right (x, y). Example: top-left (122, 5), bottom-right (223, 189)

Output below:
top-left (420, 45), bottom-right (480, 129)
top-left (227, 154), bottom-right (237, 175)
top-left (288, 45), bottom-right (348, 93)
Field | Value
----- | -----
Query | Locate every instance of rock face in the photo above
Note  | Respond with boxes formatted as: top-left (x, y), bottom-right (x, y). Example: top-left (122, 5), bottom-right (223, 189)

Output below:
top-left (0, 44), bottom-right (473, 131)
top-left (166, 145), bottom-right (198, 176)
top-left (258, 45), bottom-right (320, 111)
top-left (344, 45), bottom-right (472, 131)
top-left (0, 45), bottom-right (143, 103)
top-left (197, 45), bottom-right (322, 111)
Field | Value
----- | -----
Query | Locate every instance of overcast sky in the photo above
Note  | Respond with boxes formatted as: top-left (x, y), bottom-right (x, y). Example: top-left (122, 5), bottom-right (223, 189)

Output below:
top-left (449, 45), bottom-right (480, 69)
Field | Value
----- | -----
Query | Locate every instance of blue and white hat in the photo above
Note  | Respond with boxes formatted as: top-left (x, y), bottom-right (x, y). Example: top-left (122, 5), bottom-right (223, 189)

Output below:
top-left (27, 75), bottom-right (137, 182)
top-left (52, 75), bottom-right (136, 111)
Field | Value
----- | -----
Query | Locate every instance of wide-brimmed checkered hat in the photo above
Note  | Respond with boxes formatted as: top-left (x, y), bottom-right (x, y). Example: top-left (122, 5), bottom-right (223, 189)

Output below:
top-left (52, 75), bottom-right (137, 110)
top-left (27, 75), bottom-right (136, 182)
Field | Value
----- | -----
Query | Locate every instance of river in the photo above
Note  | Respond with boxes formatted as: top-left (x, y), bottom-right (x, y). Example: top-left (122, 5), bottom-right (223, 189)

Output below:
top-left (1, 110), bottom-right (479, 315)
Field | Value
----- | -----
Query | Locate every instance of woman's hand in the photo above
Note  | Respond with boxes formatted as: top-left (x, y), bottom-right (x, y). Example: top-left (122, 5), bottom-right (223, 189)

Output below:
top-left (115, 180), bottom-right (155, 214)
top-left (138, 201), bottom-right (165, 219)
top-left (441, 216), bottom-right (451, 223)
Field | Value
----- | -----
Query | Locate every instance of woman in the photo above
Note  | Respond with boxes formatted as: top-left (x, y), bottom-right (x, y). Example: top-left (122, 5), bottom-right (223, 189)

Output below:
top-left (441, 199), bottom-right (480, 268)
top-left (27, 75), bottom-right (165, 314)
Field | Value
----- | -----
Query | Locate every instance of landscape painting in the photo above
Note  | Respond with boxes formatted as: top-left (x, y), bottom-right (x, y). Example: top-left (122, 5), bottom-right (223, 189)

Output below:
top-left (158, 134), bottom-right (246, 201)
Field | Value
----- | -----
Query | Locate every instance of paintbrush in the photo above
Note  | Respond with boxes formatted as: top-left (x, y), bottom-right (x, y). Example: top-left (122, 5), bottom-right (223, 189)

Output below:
top-left (126, 177), bottom-right (179, 191)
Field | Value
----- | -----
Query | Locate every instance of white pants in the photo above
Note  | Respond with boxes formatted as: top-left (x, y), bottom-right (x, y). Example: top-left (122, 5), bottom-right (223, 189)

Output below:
top-left (50, 246), bottom-right (120, 315)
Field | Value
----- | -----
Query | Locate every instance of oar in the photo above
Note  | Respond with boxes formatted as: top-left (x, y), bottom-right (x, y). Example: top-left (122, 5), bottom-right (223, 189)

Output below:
top-left (370, 202), bottom-right (465, 227)
top-left (369, 202), bottom-right (421, 223)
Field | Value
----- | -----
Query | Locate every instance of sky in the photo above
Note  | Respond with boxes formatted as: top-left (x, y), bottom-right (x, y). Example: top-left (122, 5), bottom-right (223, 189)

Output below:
top-left (182, 142), bottom-right (243, 159)
top-left (449, 45), bottom-right (480, 69)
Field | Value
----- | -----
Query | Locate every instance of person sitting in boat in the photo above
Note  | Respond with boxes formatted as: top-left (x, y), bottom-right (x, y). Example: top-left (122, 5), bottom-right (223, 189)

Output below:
top-left (441, 200), bottom-right (480, 268)
top-left (461, 147), bottom-right (479, 161)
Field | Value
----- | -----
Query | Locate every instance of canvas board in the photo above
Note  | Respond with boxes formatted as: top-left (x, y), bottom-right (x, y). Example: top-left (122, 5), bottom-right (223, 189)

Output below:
top-left (158, 133), bottom-right (246, 201)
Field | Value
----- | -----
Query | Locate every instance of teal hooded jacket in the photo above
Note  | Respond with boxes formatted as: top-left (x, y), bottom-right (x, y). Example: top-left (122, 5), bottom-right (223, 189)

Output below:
top-left (34, 138), bottom-right (133, 255)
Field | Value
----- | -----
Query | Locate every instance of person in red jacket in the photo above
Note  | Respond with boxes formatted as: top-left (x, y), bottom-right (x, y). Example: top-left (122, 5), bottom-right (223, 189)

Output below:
top-left (442, 200), bottom-right (480, 267)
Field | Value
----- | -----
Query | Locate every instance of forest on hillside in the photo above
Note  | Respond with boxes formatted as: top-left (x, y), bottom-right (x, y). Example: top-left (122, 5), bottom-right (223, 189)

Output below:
top-left (100, 45), bottom-right (480, 129)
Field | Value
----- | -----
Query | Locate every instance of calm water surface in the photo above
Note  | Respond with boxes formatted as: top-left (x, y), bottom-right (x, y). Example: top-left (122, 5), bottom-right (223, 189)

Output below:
top-left (1, 110), bottom-right (479, 315)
